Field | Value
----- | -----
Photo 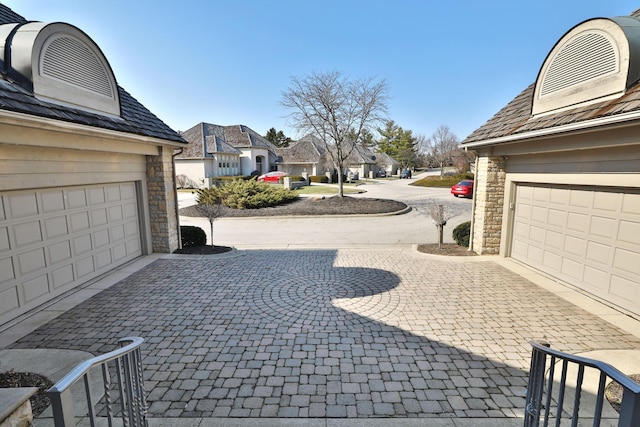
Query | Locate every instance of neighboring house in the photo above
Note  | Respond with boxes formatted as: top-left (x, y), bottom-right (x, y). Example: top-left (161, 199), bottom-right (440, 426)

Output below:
top-left (276, 135), bottom-right (328, 176)
top-left (0, 5), bottom-right (186, 326)
top-left (277, 135), bottom-right (400, 179)
top-left (176, 123), bottom-right (242, 187)
top-left (372, 151), bottom-right (400, 177)
top-left (461, 10), bottom-right (640, 317)
top-left (176, 123), bottom-right (278, 185)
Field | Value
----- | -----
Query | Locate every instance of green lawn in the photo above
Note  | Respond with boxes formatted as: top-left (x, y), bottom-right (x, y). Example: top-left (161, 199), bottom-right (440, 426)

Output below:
top-left (294, 184), bottom-right (364, 195)
top-left (412, 173), bottom-right (474, 187)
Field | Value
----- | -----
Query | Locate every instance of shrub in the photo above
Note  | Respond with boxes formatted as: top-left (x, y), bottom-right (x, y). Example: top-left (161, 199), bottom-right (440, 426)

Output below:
top-left (412, 173), bottom-right (474, 188)
top-left (176, 174), bottom-right (198, 189)
top-left (217, 179), bottom-right (298, 209)
top-left (289, 175), bottom-right (307, 182)
top-left (181, 225), bottom-right (206, 247)
top-left (452, 221), bottom-right (471, 247)
top-left (310, 175), bottom-right (329, 183)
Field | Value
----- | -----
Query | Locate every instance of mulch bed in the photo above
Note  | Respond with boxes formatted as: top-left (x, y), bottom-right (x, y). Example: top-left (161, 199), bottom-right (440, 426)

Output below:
top-left (417, 243), bottom-right (477, 256)
top-left (605, 374), bottom-right (640, 413)
top-left (0, 371), bottom-right (53, 416)
top-left (179, 196), bottom-right (408, 218)
top-left (173, 245), bottom-right (233, 255)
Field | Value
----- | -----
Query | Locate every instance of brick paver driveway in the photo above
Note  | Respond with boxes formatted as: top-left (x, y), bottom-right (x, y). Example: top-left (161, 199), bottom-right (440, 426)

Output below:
top-left (12, 248), bottom-right (640, 419)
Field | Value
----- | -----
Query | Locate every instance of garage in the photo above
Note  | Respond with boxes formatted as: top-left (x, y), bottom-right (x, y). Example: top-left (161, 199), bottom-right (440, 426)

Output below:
top-left (0, 182), bottom-right (143, 325)
top-left (511, 184), bottom-right (640, 316)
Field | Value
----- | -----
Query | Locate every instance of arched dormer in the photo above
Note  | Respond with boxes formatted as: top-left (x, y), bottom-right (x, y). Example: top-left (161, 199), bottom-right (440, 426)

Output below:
top-left (1, 22), bottom-right (120, 116)
top-left (532, 17), bottom-right (640, 116)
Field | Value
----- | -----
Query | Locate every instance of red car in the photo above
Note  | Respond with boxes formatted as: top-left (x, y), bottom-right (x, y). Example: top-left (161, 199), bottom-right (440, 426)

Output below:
top-left (451, 180), bottom-right (474, 198)
top-left (257, 171), bottom-right (287, 183)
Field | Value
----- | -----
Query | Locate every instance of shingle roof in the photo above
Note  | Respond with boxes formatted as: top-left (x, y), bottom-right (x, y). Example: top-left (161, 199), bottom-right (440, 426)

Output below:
top-left (462, 13), bottom-right (640, 146)
top-left (0, 5), bottom-right (185, 144)
top-left (462, 80), bottom-right (640, 145)
top-left (223, 124), bottom-right (278, 151)
top-left (177, 122), bottom-right (252, 158)
top-left (276, 135), bottom-right (326, 163)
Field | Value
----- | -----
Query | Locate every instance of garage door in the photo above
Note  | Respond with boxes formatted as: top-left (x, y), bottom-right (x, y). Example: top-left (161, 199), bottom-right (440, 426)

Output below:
top-left (0, 182), bottom-right (142, 325)
top-left (511, 184), bottom-right (640, 316)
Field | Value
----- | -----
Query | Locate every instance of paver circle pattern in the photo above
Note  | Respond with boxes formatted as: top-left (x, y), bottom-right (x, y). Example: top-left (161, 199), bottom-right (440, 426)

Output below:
top-left (250, 268), bottom-right (402, 327)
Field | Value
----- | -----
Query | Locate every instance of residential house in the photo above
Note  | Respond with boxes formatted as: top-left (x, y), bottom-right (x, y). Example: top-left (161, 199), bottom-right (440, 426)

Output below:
top-left (0, 5), bottom-right (186, 326)
top-left (275, 135), bottom-right (328, 177)
top-left (461, 10), bottom-right (640, 317)
top-left (176, 123), bottom-right (278, 185)
top-left (277, 135), bottom-right (399, 179)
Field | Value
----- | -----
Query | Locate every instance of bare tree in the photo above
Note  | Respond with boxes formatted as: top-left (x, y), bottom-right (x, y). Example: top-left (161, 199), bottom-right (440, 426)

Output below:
top-left (428, 125), bottom-right (459, 178)
top-left (423, 201), bottom-right (468, 249)
top-left (194, 188), bottom-right (224, 246)
top-left (281, 71), bottom-right (388, 197)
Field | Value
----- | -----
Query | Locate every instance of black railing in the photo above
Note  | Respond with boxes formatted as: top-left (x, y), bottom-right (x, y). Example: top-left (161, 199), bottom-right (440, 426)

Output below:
top-left (525, 340), bottom-right (640, 427)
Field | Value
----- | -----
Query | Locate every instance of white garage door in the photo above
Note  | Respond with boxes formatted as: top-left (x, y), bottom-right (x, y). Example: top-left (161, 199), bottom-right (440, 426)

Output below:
top-left (511, 184), bottom-right (640, 316)
top-left (0, 182), bottom-right (142, 325)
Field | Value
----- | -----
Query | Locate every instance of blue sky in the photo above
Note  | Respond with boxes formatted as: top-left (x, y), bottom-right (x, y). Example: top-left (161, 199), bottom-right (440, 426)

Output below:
top-left (2, 1), bottom-right (635, 140)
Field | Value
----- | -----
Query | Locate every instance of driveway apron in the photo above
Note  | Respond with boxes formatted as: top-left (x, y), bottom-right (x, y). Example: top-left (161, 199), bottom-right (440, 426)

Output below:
top-left (9, 248), bottom-right (640, 419)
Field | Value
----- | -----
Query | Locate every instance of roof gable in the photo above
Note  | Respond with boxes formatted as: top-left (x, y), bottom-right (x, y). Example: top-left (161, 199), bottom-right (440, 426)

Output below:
top-left (463, 11), bottom-right (640, 146)
top-left (0, 4), bottom-right (184, 144)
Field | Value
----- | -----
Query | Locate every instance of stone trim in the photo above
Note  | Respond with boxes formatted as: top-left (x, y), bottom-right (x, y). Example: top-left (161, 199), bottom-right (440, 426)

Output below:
top-left (472, 156), bottom-right (506, 255)
top-left (146, 147), bottom-right (179, 253)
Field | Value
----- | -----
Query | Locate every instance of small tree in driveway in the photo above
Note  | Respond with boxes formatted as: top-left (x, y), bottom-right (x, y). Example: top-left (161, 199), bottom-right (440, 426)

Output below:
top-left (194, 188), bottom-right (223, 246)
top-left (422, 201), bottom-right (469, 249)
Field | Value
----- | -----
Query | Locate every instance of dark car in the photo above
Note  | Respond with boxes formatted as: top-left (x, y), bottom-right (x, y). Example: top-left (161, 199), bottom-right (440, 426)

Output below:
top-left (451, 180), bottom-right (474, 198)
top-left (399, 169), bottom-right (412, 179)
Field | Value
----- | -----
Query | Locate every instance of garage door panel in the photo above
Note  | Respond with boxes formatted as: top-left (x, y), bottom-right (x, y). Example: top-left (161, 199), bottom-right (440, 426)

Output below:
top-left (0, 257), bottom-right (15, 284)
top-left (44, 216), bottom-right (68, 238)
top-left (542, 251), bottom-right (562, 271)
top-left (545, 229), bottom-right (564, 249)
top-left (73, 235), bottom-right (92, 254)
top-left (547, 209), bottom-right (567, 227)
top-left (590, 216), bottom-right (617, 239)
top-left (22, 274), bottom-right (49, 303)
top-left (594, 192), bottom-right (621, 213)
top-left (87, 187), bottom-right (106, 205)
top-left (583, 266), bottom-right (608, 290)
top-left (66, 189), bottom-right (87, 209)
top-left (0, 228), bottom-right (9, 251)
top-left (94, 229), bottom-right (110, 248)
top-left (531, 206), bottom-right (547, 223)
top-left (618, 220), bottom-right (640, 244)
top-left (95, 249), bottom-right (112, 269)
top-left (76, 255), bottom-right (95, 278)
top-left (51, 265), bottom-right (74, 289)
top-left (622, 193), bottom-right (640, 216)
top-left (610, 275), bottom-right (639, 303)
top-left (13, 221), bottom-right (42, 247)
top-left (0, 287), bottom-right (19, 314)
top-left (18, 248), bottom-right (46, 275)
top-left (613, 248), bottom-right (640, 275)
top-left (586, 241), bottom-right (613, 264)
top-left (567, 212), bottom-right (589, 232)
top-left (70, 212), bottom-right (90, 232)
top-left (48, 241), bottom-right (72, 264)
top-left (533, 186), bottom-right (550, 202)
top-left (40, 191), bottom-right (65, 213)
top-left (512, 184), bottom-right (640, 317)
top-left (564, 235), bottom-right (586, 257)
top-left (7, 194), bottom-right (38, 218)
top-left (569, 190), bottom-right (593, 208)
top-left (91, 208), bottom-right (108, 226)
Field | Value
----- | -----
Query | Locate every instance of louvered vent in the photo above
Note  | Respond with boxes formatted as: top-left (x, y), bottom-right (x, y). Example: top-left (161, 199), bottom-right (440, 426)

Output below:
top-left (42, 35), bottom-right (114, 98)
top-left (541, 32), bottom-right (617, 96)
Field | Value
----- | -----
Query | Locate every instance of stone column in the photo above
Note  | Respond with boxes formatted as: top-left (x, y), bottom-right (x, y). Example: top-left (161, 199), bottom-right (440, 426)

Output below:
top-left (146, 147), bottom-right (180, 253)
top-left (472, 156), bottom-right (506, 255)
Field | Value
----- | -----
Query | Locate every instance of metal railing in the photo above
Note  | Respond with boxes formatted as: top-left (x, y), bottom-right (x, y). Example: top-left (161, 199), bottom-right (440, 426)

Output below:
top-left (47, 337), bottom-right (148, 427)
top-left (524, 340), bottom-right (640, 427)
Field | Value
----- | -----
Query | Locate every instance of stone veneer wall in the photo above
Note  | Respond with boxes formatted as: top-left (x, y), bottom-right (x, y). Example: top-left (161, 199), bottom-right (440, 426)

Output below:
top-left (472, 156), bottom-right (506, 254)
top-left (147, 147), bottom-right (179, 253)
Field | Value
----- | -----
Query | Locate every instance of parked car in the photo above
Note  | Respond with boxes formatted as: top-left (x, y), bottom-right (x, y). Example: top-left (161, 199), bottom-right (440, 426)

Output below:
top-left (451, 180), bottom-right (474, 198)
top-left (399, 169), bottom-right (412, 179)
top-left (257, 171), bottom-right (287, 183)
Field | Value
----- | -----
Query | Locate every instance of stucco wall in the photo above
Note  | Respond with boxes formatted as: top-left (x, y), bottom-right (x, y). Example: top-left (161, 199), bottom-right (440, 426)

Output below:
top-left (472, 156), bottom-right (506, 254)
